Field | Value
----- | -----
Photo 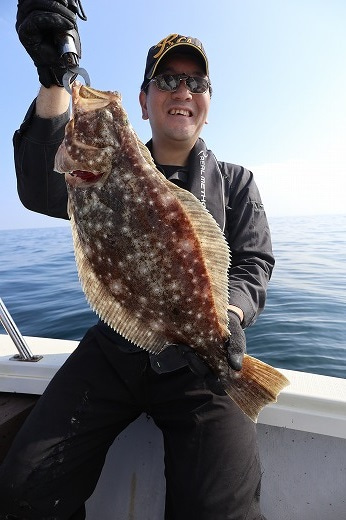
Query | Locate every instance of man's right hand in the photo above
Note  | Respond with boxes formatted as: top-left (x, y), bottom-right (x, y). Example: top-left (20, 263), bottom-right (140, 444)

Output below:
top-left (16, 0), bottom-right (83, 88)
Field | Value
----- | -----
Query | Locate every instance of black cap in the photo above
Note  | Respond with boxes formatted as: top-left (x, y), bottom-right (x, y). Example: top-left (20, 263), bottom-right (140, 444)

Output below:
top-left (141, 33), bottom-right (209, 91)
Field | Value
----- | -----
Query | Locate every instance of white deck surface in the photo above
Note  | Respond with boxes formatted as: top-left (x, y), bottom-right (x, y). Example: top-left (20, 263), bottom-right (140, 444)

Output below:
top-left (1, 333), bottom-right (346, 519)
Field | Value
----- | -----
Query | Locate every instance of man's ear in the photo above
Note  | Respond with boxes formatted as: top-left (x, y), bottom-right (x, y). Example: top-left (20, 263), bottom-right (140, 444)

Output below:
top-left (139, 90), bottom-right (149, 120)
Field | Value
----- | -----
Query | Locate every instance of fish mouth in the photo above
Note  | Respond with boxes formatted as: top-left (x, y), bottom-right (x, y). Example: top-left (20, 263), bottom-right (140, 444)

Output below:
top-left (65, 169), bottom-right (106, 186)
top-left (71, 170), bottom-right (104, 181)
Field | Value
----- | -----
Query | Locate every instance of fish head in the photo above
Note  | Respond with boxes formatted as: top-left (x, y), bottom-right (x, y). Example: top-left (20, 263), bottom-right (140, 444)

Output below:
top-left (54, 82), bottom-right (126, 188)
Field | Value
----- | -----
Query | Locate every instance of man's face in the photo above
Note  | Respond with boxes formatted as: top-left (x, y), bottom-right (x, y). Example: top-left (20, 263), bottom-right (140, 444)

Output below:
top-left (139, 55), bottom-right (211, 150)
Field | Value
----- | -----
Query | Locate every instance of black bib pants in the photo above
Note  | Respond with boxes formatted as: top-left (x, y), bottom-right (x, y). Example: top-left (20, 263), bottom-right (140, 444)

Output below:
top-left (0, 325), bottom-right (265, 520)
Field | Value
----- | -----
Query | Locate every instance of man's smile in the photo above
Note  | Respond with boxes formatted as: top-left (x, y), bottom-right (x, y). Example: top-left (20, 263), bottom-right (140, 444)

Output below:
top-left (168, 108), bottom-right (192, 117)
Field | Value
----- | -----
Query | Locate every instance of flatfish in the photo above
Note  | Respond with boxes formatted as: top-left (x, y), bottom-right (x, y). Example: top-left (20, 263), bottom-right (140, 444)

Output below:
top-left (54, 83), bottom-right (289, 422)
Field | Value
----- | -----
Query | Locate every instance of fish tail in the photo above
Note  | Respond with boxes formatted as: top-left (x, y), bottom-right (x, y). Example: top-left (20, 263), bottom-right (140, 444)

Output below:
top-left (223, 354), bottom-right (290, 423)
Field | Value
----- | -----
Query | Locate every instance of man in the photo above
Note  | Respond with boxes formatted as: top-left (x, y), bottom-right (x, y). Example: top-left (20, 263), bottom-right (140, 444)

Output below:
top-left (0, 2), bottom-right (274, 519)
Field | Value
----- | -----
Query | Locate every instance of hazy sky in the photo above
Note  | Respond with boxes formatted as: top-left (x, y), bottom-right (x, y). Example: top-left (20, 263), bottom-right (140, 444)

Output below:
top-left (1, 0), bottom-right (345, 229)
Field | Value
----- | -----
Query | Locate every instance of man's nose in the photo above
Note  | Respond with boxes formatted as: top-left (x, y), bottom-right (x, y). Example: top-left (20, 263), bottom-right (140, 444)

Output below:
top-left (172, 79), bottom-right (192, 99)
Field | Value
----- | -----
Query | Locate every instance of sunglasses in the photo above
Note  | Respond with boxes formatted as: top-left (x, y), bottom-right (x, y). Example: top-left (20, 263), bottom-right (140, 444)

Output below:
top-left (150, 73), bottom-right (211, 94)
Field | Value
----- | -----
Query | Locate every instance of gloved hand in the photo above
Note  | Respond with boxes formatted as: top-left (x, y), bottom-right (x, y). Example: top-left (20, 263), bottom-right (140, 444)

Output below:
top-left (16, 0), bottom-right (86, 88)
top-left (224, 310), bottom-right (246, 371)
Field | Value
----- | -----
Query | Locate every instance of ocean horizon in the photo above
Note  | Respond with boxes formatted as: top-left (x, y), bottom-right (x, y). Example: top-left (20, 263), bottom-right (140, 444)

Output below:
top-left (0, 213), bottom-right (345, 379)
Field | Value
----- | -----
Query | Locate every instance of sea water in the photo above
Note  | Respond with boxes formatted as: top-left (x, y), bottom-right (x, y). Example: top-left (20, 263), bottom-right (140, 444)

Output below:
top-left (0, 214), bottom-right (345, 378)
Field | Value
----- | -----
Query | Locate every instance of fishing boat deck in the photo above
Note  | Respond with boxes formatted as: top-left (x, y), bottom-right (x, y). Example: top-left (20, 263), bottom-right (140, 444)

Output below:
top-left (1, 334), bottom-right (345, 520)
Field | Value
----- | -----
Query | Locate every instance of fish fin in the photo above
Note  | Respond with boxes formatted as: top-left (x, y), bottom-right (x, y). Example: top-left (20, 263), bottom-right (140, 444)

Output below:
top-left (223, 354), bottom-right (290, 422)
top-left (165, 181), bottom-right (231, 334)
top-left (70, 213), bottom-right (168, 354)
top-left (138, 140), bottom-right (157, 169)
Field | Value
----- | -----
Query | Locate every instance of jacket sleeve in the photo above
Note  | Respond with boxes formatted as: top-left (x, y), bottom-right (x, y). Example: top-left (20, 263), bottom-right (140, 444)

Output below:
top-left (221, 162), bottom-right (275, 328)
top-left (13, 98), bottom-right (70, 220)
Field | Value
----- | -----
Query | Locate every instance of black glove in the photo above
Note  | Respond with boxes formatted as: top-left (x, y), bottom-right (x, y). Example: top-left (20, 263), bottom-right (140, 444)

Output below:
top-left (16, 0), bottom-right (86, 88)
top-left (224, 310), bottom-right (246, 371)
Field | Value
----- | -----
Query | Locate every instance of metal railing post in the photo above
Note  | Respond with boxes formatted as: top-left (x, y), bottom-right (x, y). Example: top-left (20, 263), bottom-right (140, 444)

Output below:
top-left (0, 298), bottom-right (43, 362)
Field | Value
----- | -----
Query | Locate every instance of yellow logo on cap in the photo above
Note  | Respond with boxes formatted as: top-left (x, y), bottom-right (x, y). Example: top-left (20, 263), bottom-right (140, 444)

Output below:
top-left (153, 34), bottom-right (193, 59)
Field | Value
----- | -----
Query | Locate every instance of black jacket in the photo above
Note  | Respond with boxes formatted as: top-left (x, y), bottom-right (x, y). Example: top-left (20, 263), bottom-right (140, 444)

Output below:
top-left (13, 99), bottom-right (274, 330)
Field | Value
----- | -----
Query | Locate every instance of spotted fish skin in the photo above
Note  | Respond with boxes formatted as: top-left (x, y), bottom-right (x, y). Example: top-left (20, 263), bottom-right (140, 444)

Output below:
top-left (55, 84), bottom-right (230, 358)
top-left (55, 83), bottom-right (289, 422)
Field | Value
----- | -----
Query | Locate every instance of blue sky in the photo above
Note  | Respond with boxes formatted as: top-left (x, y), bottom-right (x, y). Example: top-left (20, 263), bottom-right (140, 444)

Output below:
top-left (1, 0), bottom-right (345, 229)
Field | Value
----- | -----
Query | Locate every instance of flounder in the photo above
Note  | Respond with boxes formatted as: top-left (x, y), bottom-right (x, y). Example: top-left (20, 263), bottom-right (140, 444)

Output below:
top-left (54, 83), bottom-right (289, 422)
